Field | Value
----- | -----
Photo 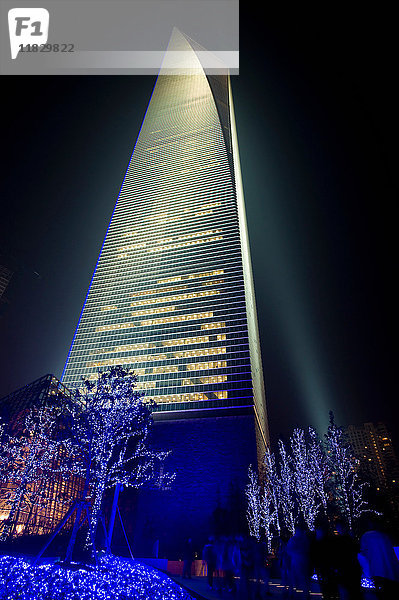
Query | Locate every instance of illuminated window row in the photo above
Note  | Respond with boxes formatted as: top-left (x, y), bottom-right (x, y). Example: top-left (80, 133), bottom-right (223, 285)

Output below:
top-left (135, 381), bottom-right (157, 390)
top-left (131, 290), bottom-right (219, 307)
top-left (96, 322), bottom-right (136, 332)
top-left (130, 284), bottom-right (187, 297)
top-left (118, 242), bottom-right (147, 252)
top-left (148, 236), bottom-right (223, 253)
top-left (131, 305), bottom-right (176, 317)
top-left (114, 237), bottom-right (238, 263)
top-left (151, 390), bottom-right (228, 404)
top-left (203, 279), bottom-right (224, 287)
top-left (174, 347), bottom-right (226, 359)
top-left (112, 211), bottom-right (233, 239)
top-left (127, 203), bottom-right (219, 227)
top-left (116, 297), bottom-right (247, 322)
top-left (142, 312), bottom-right (213, 326)
top-left (157, 229), bottom-right (222, 245)
top-left (158, 269), bottom-right (224, 285)
top-left (112, 227), bottom-right (238, 251)
top-left (89, 341), bottom-right (156, 355)
top-left (101, 305), bottom-right (118, 312)
top-left (87, 355), bottom-right (168, 368)
top-left (117, 229), bottom-right (222, 255)
top-left (117, 177), bottom-right (233, 203)
top-left (152, 365), bottom-right (179, 374)
top-left (186, 361), bottom-right (227, 371)
top-left (146, 209), bottom-right (214, 225)
top-left (93, 265), bottom-right (226, 289)
top-left (115, 193), bottom-right (227, 215)
top-left (93, 297), bottom-right (245, 323)
top-left (181, 375), bottom-right (228, 385)
top-left (201, 322), bottom-right (225, 330)
top-left (88, 334), bottom-right (227, 356)
top-left (162, 335), bottom-right (209, 347)
top-left (103, 228), bottom-right (239, 254)
top-left (113, 200), bottom-right (229, 220)
top-left (86, 368), bottom-right (146, 380)
top-left (92, 317), bottom-right (227, 335)
top-left (91, 262), bottom-right (246, 287)
top-left (87, 346), bottom-right (227, 368)
top-left (114, 235), bottom-right (239, 261)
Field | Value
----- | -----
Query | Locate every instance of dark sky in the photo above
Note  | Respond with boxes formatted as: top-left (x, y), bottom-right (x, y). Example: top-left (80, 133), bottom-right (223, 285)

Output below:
top-left (1, 7), bottom-right (398, 446)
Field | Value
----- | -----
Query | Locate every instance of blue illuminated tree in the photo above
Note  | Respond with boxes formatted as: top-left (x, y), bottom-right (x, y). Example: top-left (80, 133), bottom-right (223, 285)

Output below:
top-left (325, 412), bottom-right (371, 531)
top-left (277, 439), bottom-right (297, 536)
top-left (66, 366), bottom-right (173, 558)
top-left (308, 426), bottom-right (329, 514)
top-left (290, 428), bottom-right (320, 531)
top-left (246, 452), bottom-right (280, 551)
top-left (245, 465), bottom-right (261, 540)
top-left (0, 406), bottom-right (67, 541)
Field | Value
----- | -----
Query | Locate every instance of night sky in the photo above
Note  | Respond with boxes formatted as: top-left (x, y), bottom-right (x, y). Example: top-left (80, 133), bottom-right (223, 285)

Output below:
top-left (1, 7), bottom-right (397, 447)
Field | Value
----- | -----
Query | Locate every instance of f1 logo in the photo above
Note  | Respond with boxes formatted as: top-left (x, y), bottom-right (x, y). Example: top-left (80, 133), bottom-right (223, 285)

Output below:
top-left (8, 8), bottom-right (49, 59)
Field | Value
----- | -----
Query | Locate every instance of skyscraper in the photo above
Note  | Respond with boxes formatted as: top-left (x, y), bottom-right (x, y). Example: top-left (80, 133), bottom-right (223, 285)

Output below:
top-left (347, 422), bottom-right (399, 492)
top-left (62, 30), bottom-right (268, 553)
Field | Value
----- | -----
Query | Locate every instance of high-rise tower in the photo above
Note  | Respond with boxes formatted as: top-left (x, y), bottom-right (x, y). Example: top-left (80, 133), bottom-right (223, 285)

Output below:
top-left (62, 30), bottom-right (268, 552)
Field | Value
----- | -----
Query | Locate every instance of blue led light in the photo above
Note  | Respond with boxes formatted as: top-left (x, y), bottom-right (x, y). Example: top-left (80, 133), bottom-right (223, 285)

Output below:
top-left (0, 555), bottom-right (194, 599)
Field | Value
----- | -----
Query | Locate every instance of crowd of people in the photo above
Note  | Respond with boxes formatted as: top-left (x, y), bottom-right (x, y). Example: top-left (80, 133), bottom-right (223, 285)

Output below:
top-left (181, 518), bottom-right (399, 599)
top-left (200, 534), bottom-right (271, 598)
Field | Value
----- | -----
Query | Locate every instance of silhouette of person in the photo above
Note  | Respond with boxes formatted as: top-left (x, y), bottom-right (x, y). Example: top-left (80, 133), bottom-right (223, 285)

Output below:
top-left (333, 521), bottom-right (362, 600)
top-left (310, 522), bottom-right (337, 600)
top-left (203, 536), bottom-right (217, 589)
top-left (182, 537), bottom-right (194, 579)
top-left (286, 525), bottom-right (311, 599)
top-left (359, 520), bottom-right (399, 599)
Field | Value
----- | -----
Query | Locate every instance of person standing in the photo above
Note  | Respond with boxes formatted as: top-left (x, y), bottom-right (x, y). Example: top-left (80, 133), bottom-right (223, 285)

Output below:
top-left (286, 525), bottom-right (311, 599)
top-left (182, 537), bottom-right (194, 579)
top-left (359, 522), bottom-right (399, 599)
top-left (333, 521), bottom-right (362, 600)
top-left (203, 537), bottom-right (217, 589)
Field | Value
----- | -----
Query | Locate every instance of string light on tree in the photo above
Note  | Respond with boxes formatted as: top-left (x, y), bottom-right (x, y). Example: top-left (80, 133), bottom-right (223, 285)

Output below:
top-left (65, 366), bottom-right (174, 556)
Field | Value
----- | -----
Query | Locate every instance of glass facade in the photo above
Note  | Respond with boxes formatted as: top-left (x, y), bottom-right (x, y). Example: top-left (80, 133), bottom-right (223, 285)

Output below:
top-left (62, 30), bottom-right (268, 447)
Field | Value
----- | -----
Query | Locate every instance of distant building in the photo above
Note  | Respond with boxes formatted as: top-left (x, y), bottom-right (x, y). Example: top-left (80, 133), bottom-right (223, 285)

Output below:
top-left (347, 422), bottom-right (399, 493)
top-left (0, 374), bottom-right (82, 538)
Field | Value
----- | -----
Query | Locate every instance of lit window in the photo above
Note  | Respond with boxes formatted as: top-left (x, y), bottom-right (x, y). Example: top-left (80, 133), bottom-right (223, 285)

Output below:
top-left (152, 365), bottom-right (179, 374)
top-left (174, 347), bottom-right (226, 359)
top-left (188, 269), bottom-right (224, 280)
top-left (162, 336), bottom-right (209, 347)
top-left (131, 306), bottom-right (176, 317)
top-left (182, 375), bottom-right (227, 386)
top-left (201, 322), bottom-right (225, 330)
top-left (96, 322), bottom-right (136, 332)
top-left (131, 290), bottom-right (219, 307)
top-left (130, 284), bottom-right (187, 298)
top-left (186, 361), bottom-right (227, 371)
top-left (158, 276), bottom-right (182, 285)
top-left (142, 312), bottom-right (213, 326)
top-left (148, 236), bottom-right (223, 253)
top-left (150, 390), bottom-right (228, 404)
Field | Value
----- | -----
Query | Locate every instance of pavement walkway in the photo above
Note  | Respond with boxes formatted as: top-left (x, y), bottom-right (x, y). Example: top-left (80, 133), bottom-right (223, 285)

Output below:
top-left (169, 575), bottom-right (323, 599)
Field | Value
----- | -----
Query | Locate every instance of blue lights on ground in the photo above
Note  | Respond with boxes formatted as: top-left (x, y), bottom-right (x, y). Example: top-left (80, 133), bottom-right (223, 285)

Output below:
top-left (0, 555), bottom-right (194, 600)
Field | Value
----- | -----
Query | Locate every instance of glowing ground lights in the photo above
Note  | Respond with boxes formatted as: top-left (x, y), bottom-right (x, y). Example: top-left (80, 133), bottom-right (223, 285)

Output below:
top-left (0, 555), bottom-right (194, 600)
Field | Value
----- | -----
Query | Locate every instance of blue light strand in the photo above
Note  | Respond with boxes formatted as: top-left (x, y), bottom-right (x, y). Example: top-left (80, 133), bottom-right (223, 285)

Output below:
top-left (0, 555), bottom-right (194, 600)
